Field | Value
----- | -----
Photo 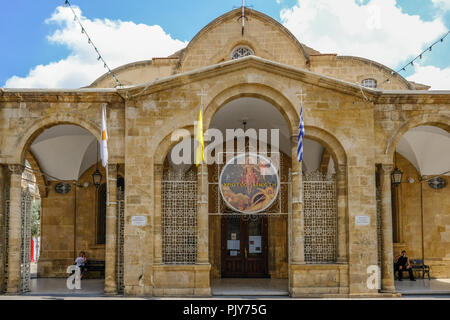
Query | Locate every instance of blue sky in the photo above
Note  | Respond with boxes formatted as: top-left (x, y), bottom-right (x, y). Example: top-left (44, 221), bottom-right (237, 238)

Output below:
top-left (1, 0), bottom-right (449, 89)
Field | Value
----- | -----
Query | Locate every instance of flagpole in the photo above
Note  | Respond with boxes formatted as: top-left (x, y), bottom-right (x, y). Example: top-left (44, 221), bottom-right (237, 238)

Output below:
top-left (105, 105), bottom-right (109, 206)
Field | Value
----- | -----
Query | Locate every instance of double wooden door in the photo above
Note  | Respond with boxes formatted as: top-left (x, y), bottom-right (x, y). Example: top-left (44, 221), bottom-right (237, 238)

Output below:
top-left (221, 215), bottom-right (268, 278)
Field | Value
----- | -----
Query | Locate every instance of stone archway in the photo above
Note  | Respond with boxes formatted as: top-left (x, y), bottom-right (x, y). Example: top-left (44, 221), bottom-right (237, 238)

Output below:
top-left (15, 115), bottom-right (101, 166)
top-left (4, 121), bottom-right (119, 295)
top-left (385, 116), bottom-right (450, 283)
top-left (385, 114), bottom-right (450, 162)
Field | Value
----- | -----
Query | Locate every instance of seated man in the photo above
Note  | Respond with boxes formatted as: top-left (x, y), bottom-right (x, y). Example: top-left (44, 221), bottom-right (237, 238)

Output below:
top-left (394, 250), bottom-right (415, 281)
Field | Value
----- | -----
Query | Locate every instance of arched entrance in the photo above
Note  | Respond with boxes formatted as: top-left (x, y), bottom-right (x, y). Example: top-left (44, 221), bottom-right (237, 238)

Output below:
top-left (387, 123), bottom-right (450, 291)
top-left (3, 123), bottom-right (121, 295)
top-left (204, 97), bottom-right (343, 295)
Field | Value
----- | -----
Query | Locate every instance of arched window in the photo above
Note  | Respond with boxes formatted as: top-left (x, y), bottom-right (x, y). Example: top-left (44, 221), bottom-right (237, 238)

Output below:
top-left (361, 78), bottom-right (377, 88)
top-left (231, 46), bottom-right (254, 60)
top-left (96, 183), bottom-right (106, 245)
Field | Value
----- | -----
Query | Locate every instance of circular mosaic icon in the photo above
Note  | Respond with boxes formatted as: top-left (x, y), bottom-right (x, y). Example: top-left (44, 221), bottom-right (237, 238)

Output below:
top-left (219, 153), bottom-right (279, 214)
top-left (428, 177), bottom-right (446, 190)
top-left (55, 182), bottom-right (71, 194)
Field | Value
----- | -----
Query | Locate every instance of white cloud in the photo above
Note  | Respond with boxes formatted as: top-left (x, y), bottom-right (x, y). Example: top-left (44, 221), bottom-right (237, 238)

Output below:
top-left (5, 6), bottom-right (187, 88)
top-left (280, 0), bottom-right (447, 67)
top-left (432, 0), bottom-right (450, 11)
top-left (407, 64), bottom-right (450, 90)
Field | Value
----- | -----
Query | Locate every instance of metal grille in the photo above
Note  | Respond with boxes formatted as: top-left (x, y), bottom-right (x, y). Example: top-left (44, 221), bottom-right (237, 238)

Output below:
top-left (116, 187), bottom-right (125, 294)
top-left (162, 165), bottom-right (198, 264)
top-left (20, 188), bottom-right (32, 293)
top-left (3, 188), bottom-right (10, 292)
top-left (303, 171), bottom-right (337, 263)
top-left (231, 46), bottom-right (254, 59)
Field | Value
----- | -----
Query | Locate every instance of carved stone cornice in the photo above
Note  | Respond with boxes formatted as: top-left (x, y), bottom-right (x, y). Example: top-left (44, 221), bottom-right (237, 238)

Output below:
top-left (8, 164), bottom-right (24, 175)
top-left (380, 164), bottom-right (393, 175)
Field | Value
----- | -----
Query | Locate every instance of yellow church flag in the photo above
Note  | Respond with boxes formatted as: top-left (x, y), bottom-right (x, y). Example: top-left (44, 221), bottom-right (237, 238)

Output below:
top-left (195, 107), bottom-right (204, 166)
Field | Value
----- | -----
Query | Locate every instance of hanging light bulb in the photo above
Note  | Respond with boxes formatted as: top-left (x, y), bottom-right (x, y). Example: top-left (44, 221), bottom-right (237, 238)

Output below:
top-left (429, 46), bottom-right (432, 51)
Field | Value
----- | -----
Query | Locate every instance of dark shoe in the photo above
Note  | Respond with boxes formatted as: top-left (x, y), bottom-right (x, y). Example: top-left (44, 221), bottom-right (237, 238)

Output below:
top-left (410, 279), bottom-right (416, 281)
top-left (398, 279), bottom-right (402, 281)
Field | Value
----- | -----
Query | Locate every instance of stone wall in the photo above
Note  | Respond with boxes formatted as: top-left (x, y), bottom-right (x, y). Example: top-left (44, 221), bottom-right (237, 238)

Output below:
top-left (0, 166), bottom-right (7, 292)
top-left (179, 9), bottom-right (308, 73)
top-left (38, 164), bottom-right (106, 277)
top-left (310, 55), bottom-right (411, 90)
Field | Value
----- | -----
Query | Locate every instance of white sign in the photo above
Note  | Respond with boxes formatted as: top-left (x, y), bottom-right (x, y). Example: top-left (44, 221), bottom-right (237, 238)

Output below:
top-left (67, 265), bottom-right (81, 290)
top-left (131, 215), bottom-right (147, 226)
top-left (355, 215), bottom-right (370, 226)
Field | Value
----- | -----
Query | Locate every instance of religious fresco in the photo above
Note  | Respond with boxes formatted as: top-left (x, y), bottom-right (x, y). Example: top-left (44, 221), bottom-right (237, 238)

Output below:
top-left (219, 153), bottom-right (279, 214)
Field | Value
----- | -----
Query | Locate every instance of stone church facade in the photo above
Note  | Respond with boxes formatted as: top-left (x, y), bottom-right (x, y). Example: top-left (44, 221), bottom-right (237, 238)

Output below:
top-left (0, 8), bottom-right (449, 297)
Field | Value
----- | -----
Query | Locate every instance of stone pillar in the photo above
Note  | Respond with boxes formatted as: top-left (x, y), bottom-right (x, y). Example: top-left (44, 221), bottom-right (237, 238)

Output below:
top-left (153, 164), bottom-right (163, 264)
top-left (6, 164), bottom-right (24, 294)
top-left (290, 136), bottom-right (305, 264)
top-left (379, 164), bottom-right (395, 292)
top-left (336, 164), bottom-right (348, 263)
top-left (197, 163), bottom-right (209, 264)
top-left (0, 165), bottom-right (6, 293)
top-left (104, 164), bottom-right (118, 294)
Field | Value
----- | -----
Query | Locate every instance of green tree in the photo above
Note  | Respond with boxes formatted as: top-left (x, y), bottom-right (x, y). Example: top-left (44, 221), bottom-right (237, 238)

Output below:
top-left (31, 200), bottom-right (41, 238)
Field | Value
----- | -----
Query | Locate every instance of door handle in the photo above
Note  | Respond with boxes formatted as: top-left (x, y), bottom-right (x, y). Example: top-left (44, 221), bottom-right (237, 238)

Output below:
top-left (245, 248), bottom-right (247, 259)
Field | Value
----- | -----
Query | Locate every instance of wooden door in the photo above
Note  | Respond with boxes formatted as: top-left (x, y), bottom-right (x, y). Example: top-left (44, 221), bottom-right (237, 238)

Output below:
top-left (221, 215), bottom-right (268, 278)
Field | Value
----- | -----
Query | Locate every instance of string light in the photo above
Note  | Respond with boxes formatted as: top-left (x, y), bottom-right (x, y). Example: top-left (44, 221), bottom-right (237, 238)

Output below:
top-left (64, 0), bottom-right (123, 87)
top-left (382, 30), bottom-right (449, 85)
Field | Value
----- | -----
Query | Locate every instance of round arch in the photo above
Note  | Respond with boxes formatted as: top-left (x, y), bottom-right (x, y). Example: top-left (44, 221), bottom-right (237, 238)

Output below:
top-left (14, 114), bottom-right (101, 165)
top-left (204, 83), bottom-right (298, 138)
top-left (178, 8), bottom-right (310, 70)
top-left (385, 114), bottom-right (450, 162)
top-left (304, 126), bottom-right (347, 167)
top-left (154, 125), bottom-right (195, 165)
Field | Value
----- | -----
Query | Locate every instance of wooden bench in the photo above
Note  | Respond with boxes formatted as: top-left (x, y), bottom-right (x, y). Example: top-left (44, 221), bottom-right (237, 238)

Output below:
top-left (84, 260), bottom-right (105, 279)
top-left (410, 259), bottom-right (430, 279)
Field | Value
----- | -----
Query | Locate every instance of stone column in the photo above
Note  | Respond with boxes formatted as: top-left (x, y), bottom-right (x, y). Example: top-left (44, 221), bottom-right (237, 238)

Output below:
top-left (0, 165), bottom-right (6, 293)
top-left (197, 163), bottom-right (209, 263)
top-left (153, 164), bottom-right (163, 264)
top-left (104, 164), bottom-right (118, 294)
top-left (336, 164), bottom-right (348, 263)
top-left (379, 164), bottom-right (395, 292)
top-left (6, 164), bottom-right (24, 294)
top-left (290, 136), bottom-right (305, 264)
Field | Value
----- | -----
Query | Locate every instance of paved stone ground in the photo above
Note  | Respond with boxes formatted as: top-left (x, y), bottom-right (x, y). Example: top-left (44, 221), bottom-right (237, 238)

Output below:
top-left (0, 278), bottom-right (449, 300)
top-left (395, 278), bottom-right (450, 295)
top-left (211, 278), bottom-right (289, 296)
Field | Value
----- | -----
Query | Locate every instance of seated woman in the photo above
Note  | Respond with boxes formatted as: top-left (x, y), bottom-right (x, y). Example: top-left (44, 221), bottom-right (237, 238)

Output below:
top-left (74, 251), bottom-right (87, 279)
top-left (394, 250), bottom-right (415, 281)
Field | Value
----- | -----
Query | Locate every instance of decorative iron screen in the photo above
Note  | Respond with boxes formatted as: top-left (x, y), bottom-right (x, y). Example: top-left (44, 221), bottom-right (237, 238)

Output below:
top-left (116, 187), bottom-right (125, 294)
top-left (20, 188), bottom-right (32, 293)
top-left (231, 46), bottom-right (254, 59)
top-left (303, 171), bottom-right (337, 263)
top-left (162, 165), bottom-right (198, 264)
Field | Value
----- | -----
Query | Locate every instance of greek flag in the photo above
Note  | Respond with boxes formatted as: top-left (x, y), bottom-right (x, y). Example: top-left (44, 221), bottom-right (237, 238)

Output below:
top-left (297, 103), bottom-right (305, 162)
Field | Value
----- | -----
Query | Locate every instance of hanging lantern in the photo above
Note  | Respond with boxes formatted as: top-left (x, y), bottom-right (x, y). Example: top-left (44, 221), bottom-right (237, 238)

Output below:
top-left (391, 167), bottom-right (403, 187)
top-left (92, 168), bottom-right (102, 189)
